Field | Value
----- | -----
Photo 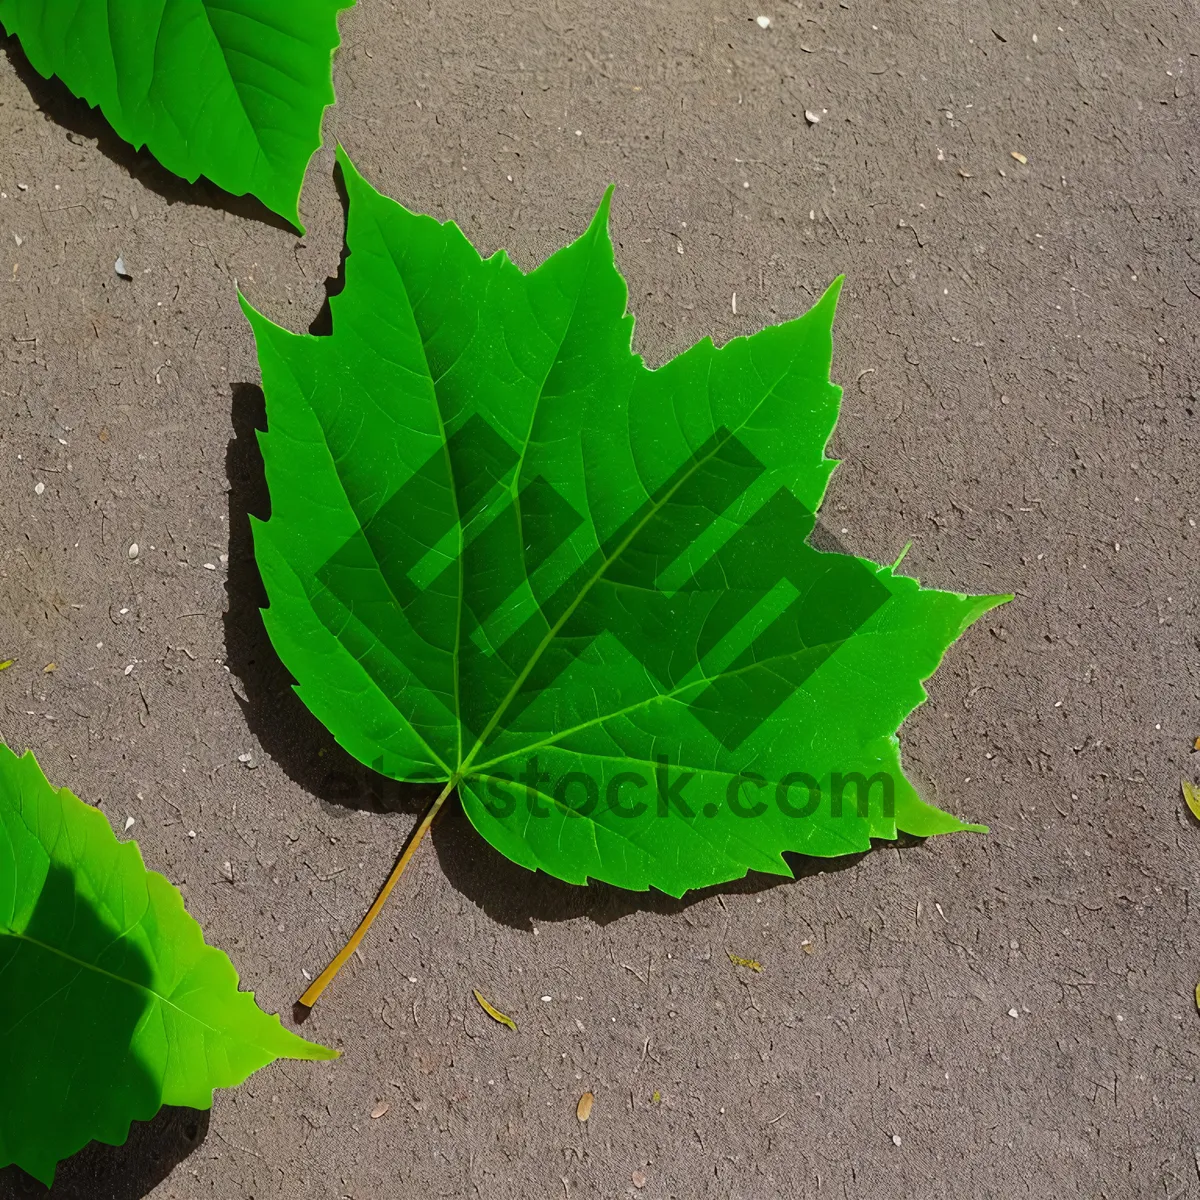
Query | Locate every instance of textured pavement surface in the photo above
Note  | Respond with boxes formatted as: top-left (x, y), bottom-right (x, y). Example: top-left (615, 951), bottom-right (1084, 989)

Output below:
top-left (1, 2), bottom-right (1198, 1196)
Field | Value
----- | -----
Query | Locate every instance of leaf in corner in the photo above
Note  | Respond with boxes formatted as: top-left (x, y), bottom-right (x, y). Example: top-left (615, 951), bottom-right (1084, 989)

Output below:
top-left (1183, 780), bottom-right (1200, 822)
top-left (0, 0), bottom-right (354, 228)
top-left (240, 149), bottom-right (1010, 899)
top-left (0, 745), bottom-right (336, 1186)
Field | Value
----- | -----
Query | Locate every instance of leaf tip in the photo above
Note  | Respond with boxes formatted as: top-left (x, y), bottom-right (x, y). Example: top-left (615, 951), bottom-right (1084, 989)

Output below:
top-left (589, 185), bottom-right (617, 235)
top-left (333, 141), bottom-right (370, 198)
top-left (235, 287), bottom-right (255, 318)
top-left (816, 274), bottom-right (846, 320)
top-left (956, 591), bottom-right (1013, 637)
top-left (890, 541), bottom-right (914, 571)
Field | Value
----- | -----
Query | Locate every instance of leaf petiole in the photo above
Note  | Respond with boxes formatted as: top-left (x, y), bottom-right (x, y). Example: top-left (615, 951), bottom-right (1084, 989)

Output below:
top-left (298, 775), bottom-right (459, 1009)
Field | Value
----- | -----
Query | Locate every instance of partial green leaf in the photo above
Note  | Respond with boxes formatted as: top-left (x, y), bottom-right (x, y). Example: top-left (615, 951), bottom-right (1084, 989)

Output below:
top-left (0, 0), bottom-right (354, 228)
top-left (1184, 779), bottom-right (1200, 822)
top-left (0, 745), bottom-right (336, 1186)
top-left (240, 149), bottom-right (1010, 900)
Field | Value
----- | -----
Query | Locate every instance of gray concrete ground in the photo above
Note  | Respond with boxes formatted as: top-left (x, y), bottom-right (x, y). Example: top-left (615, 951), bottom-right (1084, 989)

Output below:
top-left (2, 2), bottom-right (1199, 1196)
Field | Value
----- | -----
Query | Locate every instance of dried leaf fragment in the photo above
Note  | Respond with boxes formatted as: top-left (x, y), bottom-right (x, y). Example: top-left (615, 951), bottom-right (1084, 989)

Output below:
top-left (1010, 150), bottom-right (1028, 164)
top-left (0, 660), bottom-right (12, 672)
top-left (650, 1090), bottom-right (662, 1104)
top-left (1193, 737), bottom-right (1200, 751)
top-left (1183, 780), bottom-right (1200, 822)
top-left (472, 989), bottom-right (517, 1032)
top-left (727, 951), bottom-right (763, 972)
top-left (576, 1091), bottom-right (594, 1122)
top-left (42, 663), bottom-right (56, 674)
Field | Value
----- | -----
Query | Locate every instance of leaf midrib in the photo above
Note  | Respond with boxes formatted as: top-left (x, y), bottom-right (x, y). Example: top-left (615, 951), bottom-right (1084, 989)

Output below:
top-left (2, 928), bottom-right (228, 1041)
top-left (433, 205), bottom-right (608, 779)
top-left (468, 601), bottom-right (882, 775)
top-left (192, 0), bottom-right (275, 171)
top-left (459, 339), bottom-right (815, 782)
top-left (366, 211), bottom-right (472, 769)
top-left (506, 196), bottom-right (609, 570)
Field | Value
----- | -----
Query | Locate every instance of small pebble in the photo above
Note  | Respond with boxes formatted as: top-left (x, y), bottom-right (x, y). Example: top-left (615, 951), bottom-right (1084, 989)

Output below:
top-left (114, 255), bottom-right (132, 280)
top-left (371, 1102), bottom-right (390, 1120)
top-left (891, 1134), bottom-right (902, 1147)
top-left (128, 542), bottom-right (139, 560)
top-left (124, 816), bottom-right (135, 832)
top-left (33, 481), bottom-right (45, 495)
top-left (1007, 1007), bottom-right (1020, 1019)
top-left (632, 1172), bottom-right (647, 1190)
top-left (805, 109), bottom-right (821, 125)
top-left (756, 14), bottom-right (771, 27)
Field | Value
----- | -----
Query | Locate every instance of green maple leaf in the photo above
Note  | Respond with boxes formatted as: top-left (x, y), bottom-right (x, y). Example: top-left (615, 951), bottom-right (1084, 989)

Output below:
top-left (0, 746), bottom-right (336, 1186)
top-left (240, 149), bottom-right (1009, 1002)
top-left (0, 0), bottom-right (353, 228)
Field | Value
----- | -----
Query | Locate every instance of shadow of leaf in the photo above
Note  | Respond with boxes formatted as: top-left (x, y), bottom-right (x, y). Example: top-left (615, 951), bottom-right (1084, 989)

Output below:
top-left (0, 1109), bottom-right (209, 1200)
top-left (428, 797), bottom-right (869, 930)
top-left (0, 866), bottom-right (209, 1196)
top-left (223, 382), bottom-right (426, 819)
top-left (0, 32), bottom-right (293, 233)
